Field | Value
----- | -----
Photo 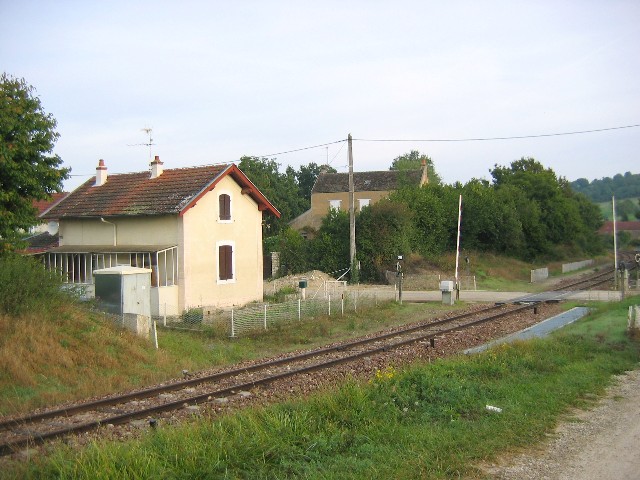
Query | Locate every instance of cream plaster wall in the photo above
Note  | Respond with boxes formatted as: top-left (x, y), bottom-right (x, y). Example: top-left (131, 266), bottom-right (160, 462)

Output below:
top-left (290, 190), bottom-right (391, 232)
top-left (59, 216), bottom-right (179, 247)
top-left (180, 175), bottom-right (264, 309)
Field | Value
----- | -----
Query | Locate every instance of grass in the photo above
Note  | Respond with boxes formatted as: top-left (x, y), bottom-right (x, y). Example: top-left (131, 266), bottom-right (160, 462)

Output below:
top-left (0, 299), bottom-right (462, 416)
top-left (598, 197), bottom-right (640, 221)
top-left (463, 251), bottom-right (612, 292)
top-left (10, 294), bottom-right (640, 479)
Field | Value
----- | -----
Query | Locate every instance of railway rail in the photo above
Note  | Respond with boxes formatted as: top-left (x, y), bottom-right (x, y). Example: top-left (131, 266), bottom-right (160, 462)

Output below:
top-left (0, 303), bottom-right (538, 455)
top-left (0, 261), bottom-right (634, 456)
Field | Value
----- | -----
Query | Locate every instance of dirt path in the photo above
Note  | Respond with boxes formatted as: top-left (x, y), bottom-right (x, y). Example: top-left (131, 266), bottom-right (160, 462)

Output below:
top-left (484, 366), bottom-right (640, 480)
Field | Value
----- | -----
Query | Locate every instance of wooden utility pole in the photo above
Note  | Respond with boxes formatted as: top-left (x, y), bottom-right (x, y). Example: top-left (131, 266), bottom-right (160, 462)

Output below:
top-left (348, 134), bottom-right (356, 280)
top-left (613, 196), bottom-right (618, 289)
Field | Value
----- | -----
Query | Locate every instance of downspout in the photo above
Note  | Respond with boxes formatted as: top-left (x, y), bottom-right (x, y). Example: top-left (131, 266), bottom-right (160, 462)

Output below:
top-left (100, 218), bottom-right (117, 246)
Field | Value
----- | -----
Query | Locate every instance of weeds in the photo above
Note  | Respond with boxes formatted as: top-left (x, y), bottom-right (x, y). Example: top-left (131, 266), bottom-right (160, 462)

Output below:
top-left (11, 296), bottom-right (640, 479)
top-left (0, 253), bottom-right (76, 316)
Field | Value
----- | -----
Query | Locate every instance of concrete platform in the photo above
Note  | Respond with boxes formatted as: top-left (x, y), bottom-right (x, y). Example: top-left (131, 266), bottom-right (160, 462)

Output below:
top-left (400, 289), bottom-right (623, 304)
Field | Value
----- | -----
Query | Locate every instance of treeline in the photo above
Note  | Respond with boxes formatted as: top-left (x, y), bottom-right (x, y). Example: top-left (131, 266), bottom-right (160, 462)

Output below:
top-left (259, 157), bottom-right (604, 282)
top-left (571, 171), bottom-right (640, 202)
top-left (237, 156), bottom-right (335, 235)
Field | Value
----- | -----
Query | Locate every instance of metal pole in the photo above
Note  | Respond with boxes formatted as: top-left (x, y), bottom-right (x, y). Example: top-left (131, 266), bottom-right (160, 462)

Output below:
top-left (455, 195), bottom-right (462, 301)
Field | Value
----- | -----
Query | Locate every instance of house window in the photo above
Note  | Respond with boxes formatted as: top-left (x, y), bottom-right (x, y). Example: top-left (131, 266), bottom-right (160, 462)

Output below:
top-left (329, 199), bottom-right (341, 210)
top-left (219, 194), bottom-right (231, 221)
top-left (358, 199), bottom-right (371, 211)
top-left (217, 242), bottom-right (235, 283)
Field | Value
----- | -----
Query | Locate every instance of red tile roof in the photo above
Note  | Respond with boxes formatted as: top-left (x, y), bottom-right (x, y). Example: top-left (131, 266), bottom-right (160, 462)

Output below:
top-left (598, 221), bottom-right (640, 234)
top-left (32, 192), bottom-right (69, 215)
top-left (313, 170), bottom-right (424, 193)
top-left (43, 163), bottom-right (280, 219)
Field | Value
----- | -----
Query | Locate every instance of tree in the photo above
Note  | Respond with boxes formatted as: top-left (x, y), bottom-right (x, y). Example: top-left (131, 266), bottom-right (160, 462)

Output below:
top-left (308, 209), bottom-right (350, 275)
top-left (491, 158), bottom-right (603, 259)
top-left (0, 74), bottom-right (69, 252)
top-left (294, 162), bottom-right (336, 201)
top-left (617, 199), bottom-right (637, 221)
top-left (389, 150), bottom-right (441, 184)
top-left (356, 199), bottom-right (414, 282)
top-left (238, 156), bottom-right (307, 235)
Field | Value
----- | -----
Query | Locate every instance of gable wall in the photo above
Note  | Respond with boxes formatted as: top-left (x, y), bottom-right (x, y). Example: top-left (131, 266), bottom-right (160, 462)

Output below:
top-left (181, 175), bottom-right (264, 308)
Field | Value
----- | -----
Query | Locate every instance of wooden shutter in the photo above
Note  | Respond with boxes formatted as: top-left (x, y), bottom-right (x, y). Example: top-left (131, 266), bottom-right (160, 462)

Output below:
top-left (219, 245), bottom-right (233, 280)
top-left (219, 194), bottom-right (231, 220)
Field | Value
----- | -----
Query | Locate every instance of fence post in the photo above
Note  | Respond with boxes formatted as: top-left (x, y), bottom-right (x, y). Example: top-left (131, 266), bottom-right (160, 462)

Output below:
top-left (341, 293), bottom-right (344, 316)
top-left (328, 295), bottom-right (331, 316)
top-left (230, 308), bottom-right (236, 338)
top-left (152, 321), bottom-right (158, 349)
top-left (264, 304), bottom-right (267, 330)
top-left (298, 299), bottom-right (301, 321)
top-left (163, 303), bottom-right (167, 327)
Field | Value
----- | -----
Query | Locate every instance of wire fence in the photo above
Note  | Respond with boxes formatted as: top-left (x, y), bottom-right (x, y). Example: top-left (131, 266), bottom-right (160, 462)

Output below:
top-left (154, 288), bottom-right (395, 337)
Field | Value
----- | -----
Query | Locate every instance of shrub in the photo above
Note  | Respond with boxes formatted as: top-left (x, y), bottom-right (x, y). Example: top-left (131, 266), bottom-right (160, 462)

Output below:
top-left (0, 253), bottom-right (73, 316)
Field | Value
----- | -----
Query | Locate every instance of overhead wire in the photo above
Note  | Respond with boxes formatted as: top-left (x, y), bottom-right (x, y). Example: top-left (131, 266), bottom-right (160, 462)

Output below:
top-left (62, 123), bottom-right (639, 178)
top-left (353, 123), bottom-right (640, 143)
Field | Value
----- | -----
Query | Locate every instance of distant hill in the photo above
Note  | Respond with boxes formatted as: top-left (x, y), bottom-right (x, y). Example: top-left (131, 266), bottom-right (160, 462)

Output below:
top-left (570, 171), bottom-right (640, 202)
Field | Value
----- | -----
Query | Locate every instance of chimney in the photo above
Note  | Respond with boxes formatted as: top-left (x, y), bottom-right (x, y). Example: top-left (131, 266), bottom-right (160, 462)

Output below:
top-left (95, 159), bottom-right (108, 186)
top-left (420, 158), bottom-right (429, 186)
top-left (150, 155), bottom-right (164, 179)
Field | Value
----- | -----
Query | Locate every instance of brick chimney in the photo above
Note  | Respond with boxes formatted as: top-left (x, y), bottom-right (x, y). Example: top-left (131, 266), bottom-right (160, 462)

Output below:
top-left (150, 155), bottom-right (164, 179)
top-left (95, 159), bottom-right (108, 186)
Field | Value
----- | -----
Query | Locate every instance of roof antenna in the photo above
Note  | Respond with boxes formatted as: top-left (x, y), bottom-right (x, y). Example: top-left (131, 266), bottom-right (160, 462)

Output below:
top-left (127, 127), bottom-right (156, 160)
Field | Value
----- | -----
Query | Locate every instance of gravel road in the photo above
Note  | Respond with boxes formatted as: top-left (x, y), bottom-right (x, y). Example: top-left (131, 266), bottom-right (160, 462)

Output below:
top-left (483, 366), bottom-right (640, 480)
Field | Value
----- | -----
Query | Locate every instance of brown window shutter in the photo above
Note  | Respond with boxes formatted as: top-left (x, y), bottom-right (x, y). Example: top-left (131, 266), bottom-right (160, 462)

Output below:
top-left (219, 194), bottom-right (231, 220)
top-left (219, 245), bottom-right (233, 280)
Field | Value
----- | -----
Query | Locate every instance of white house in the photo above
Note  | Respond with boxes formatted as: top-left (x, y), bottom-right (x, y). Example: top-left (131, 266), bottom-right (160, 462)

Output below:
top-left (41, 157), bottom-right (280, 315)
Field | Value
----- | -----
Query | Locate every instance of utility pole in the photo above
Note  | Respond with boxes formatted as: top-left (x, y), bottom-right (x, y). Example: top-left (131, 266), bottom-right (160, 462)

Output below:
top-left (348, 134), bottom-right (356, 282)
top-left (613, 196), bottom-right (618, 289)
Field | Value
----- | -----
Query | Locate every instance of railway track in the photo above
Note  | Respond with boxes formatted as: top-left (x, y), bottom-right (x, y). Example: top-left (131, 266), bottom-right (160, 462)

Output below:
top-left (2, 261), bottom-right (634, 456)
top-left (0, 302), bottom-right (538, 455)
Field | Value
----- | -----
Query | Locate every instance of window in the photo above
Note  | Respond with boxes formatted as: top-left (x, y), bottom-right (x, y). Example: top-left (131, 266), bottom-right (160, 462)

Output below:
top-left (217, 243), bottom-right (235, 282)
top-left (329, 199), bottom-right (341, 210)
top-left (219, 194), bottom-right (231, 221)
top-left (358, 198), bottom-right (370, 211)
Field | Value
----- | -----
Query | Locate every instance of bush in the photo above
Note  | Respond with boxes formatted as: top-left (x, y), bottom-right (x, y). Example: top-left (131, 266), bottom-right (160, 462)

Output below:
top-left (0, 253), bottom-right (73, 316)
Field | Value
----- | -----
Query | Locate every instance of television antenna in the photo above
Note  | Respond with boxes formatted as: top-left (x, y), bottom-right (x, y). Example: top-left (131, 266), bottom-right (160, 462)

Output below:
top-left (127, 127), bottom-right (156, 160)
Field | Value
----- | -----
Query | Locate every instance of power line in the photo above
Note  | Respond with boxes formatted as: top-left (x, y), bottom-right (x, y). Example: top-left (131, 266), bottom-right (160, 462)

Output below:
top-left (354, 123), bottom-right (640, 143)
top-left (258, 139), bottom-right (346, 158)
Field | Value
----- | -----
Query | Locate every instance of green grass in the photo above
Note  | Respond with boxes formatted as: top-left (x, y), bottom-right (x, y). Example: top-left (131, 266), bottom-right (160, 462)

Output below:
top-left (12, 294), bottom-right (640, 479)
top-left (598, 197), bottom-right (640, 220)
top-left (0, 300), bottom-right (463, 416)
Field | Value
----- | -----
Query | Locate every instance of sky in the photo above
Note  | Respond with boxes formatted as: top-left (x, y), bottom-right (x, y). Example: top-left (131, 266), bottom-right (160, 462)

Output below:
top-left (1, 1), bottom-right (639, 192)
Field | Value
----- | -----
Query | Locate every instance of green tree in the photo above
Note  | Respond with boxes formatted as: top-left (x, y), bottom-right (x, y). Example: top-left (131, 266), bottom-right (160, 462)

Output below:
top-left (294, 162), bottom-right (336, 201)
top-left (389, 150), bottom-right (441, 184)
top-left (356, 199), bottom-right (414, 282)
top-left (238, 156), bottom-right (307, 235)
top-left (0, 74), bottom-right (69, 252)
top-left (265, 227), bottom-right (309, 276)
top-left (308, 209), bottom-right (350, 275)
top-left (617, 198), bottom-right (637, 221)
top-left (491, 158), bottom-right (602, 258)
top-left (391, 183), bottom-right (452, 257)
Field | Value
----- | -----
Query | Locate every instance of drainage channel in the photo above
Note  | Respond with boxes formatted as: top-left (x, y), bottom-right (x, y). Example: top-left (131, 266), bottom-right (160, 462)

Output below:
top-left (464, 307), bottom-right (591, 354)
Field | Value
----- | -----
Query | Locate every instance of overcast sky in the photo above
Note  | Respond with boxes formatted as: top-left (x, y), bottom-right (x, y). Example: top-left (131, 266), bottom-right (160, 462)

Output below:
top-left (1, 1), bottom-right (639, 191)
